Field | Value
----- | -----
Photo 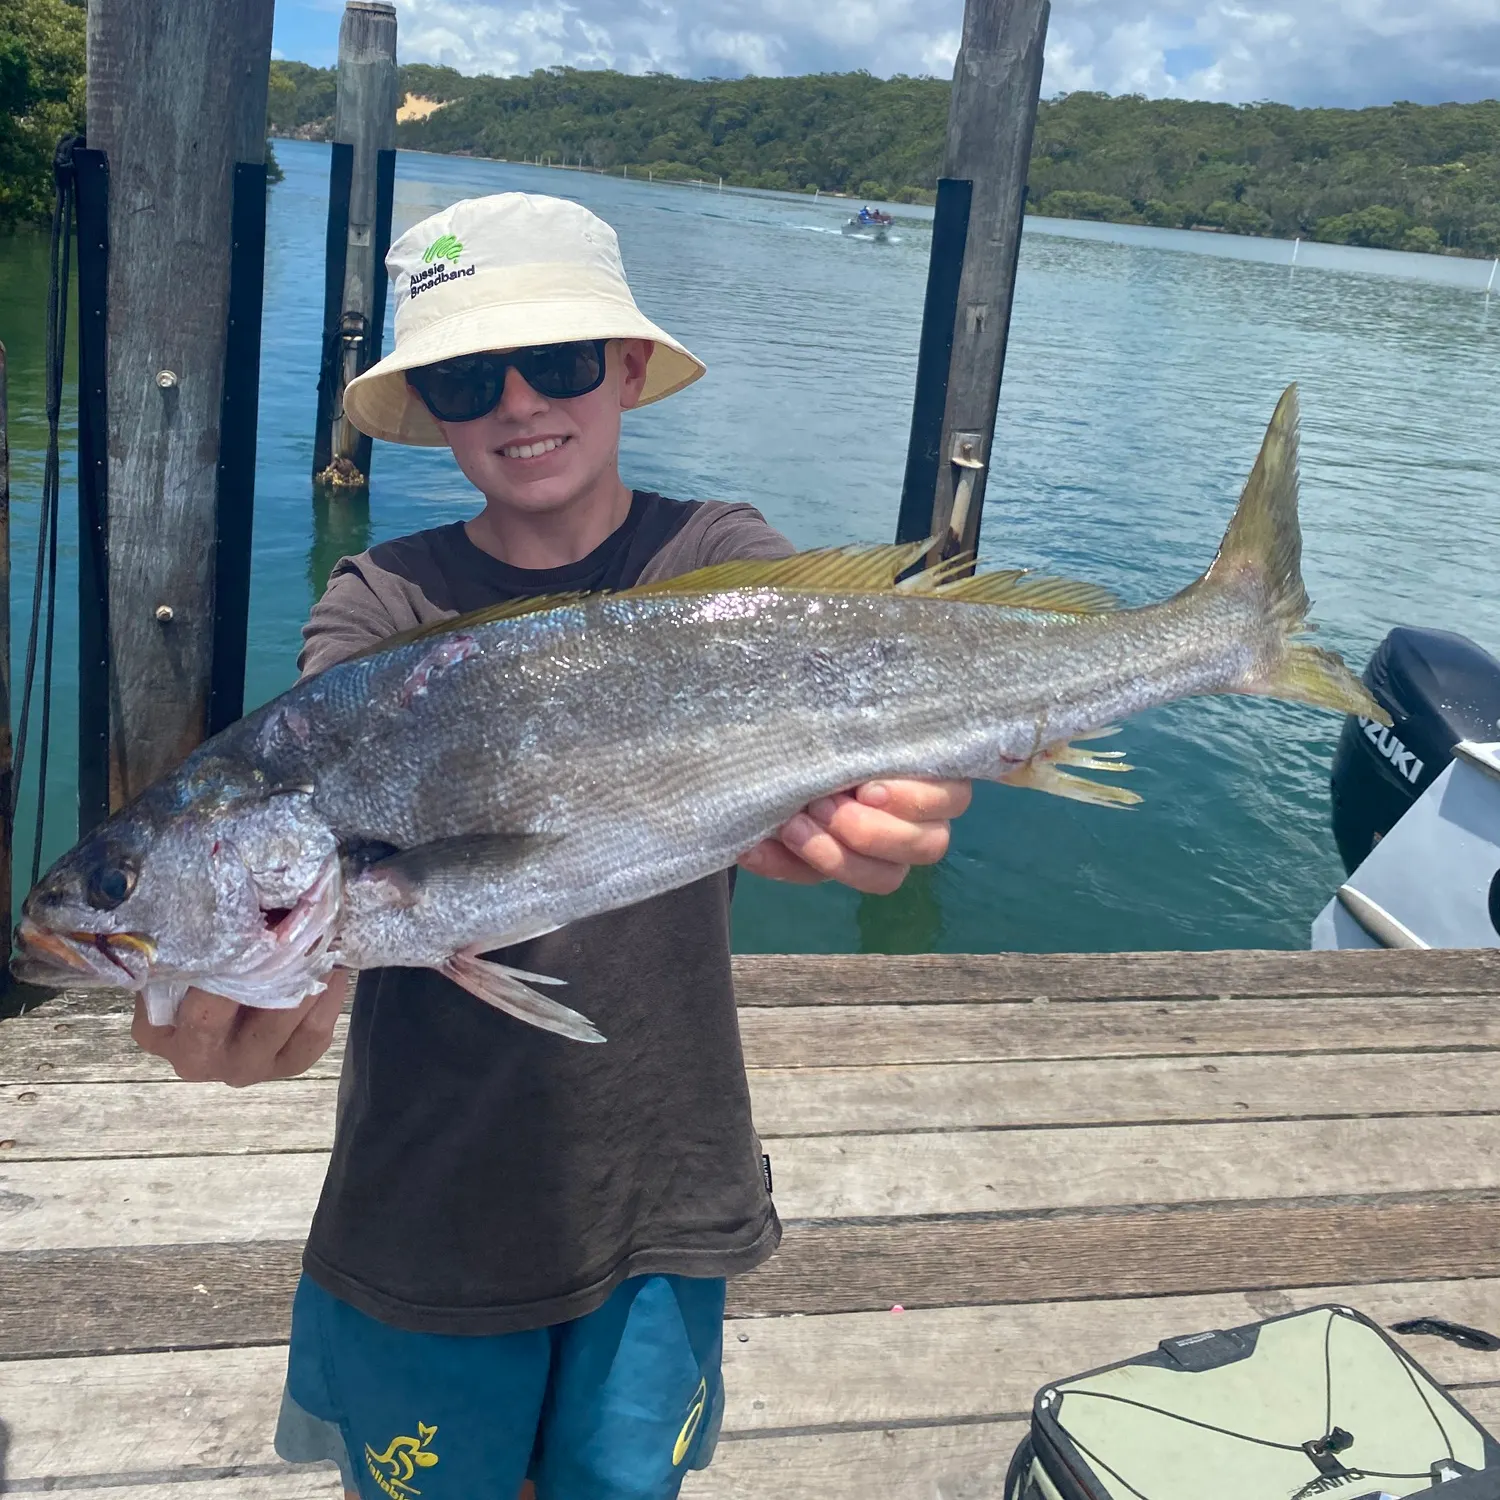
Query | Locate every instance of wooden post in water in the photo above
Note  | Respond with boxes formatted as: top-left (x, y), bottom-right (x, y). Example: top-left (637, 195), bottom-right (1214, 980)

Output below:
top-left (87, 0), bottom-right (275, 803)
top-left (313, 0), bottom-right (398, 493)
top-left (896, 0), bottom-right (1049, 566)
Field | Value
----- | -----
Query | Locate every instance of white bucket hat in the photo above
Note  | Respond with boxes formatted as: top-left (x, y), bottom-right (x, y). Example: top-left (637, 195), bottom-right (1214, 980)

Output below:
top-left (342, 193), bottom-right (706, 446)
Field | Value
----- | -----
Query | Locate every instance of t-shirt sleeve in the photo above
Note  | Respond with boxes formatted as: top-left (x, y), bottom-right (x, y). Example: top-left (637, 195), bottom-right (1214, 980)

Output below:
top-left (692, 502), bottom-right (797, 565)
top-left (298, 560), bottom-right (405, 679)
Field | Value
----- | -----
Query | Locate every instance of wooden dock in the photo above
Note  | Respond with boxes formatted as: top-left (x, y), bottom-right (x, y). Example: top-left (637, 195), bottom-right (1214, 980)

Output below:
top-left (4, 948), bottom-right (1500, 1497)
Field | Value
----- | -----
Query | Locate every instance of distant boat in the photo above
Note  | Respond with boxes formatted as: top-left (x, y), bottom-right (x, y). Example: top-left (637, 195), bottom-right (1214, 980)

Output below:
top-left (843, 210), bottom-right (894, 241)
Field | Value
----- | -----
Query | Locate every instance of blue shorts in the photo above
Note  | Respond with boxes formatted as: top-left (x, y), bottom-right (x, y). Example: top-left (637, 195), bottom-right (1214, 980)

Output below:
top-left (273, 1273), bottom-right (727, 1500)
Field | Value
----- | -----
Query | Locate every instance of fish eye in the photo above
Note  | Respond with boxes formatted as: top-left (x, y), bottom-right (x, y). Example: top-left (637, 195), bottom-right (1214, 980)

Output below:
top-left (86, 862), bottom-right (137, 911)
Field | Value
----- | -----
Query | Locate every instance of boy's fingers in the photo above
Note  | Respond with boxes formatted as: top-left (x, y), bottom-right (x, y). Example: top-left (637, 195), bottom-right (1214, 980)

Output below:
top-left (777, 813), bottom-right (911, 894)
top-left (270, 979), bottom-right (347, 1081)
top-left (738, 838), bottom-right (827, 884)
top-left (855, 777), bottom-right (972, 822)
top-left (144, 987), bottom-right (243, 1082)
top-left (806, 797), bottom-right (951, 867)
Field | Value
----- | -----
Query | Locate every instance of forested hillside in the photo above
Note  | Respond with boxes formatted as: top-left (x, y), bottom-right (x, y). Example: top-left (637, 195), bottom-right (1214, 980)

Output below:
top-left (268, 62), bottom-right (1500, 257)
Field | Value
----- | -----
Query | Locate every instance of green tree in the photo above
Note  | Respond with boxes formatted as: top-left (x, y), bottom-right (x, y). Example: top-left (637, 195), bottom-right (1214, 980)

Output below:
top-left (0, 0), bottom-right (84, 231)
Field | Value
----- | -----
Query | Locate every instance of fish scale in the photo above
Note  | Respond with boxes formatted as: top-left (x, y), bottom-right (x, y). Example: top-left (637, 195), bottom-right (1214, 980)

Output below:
top-left (11, 386), bottom-right (1388, 1043)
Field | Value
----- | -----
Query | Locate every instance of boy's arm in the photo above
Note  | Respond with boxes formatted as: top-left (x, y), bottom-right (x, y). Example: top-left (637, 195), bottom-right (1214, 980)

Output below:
top-left (133, 565), bottom-right (402, 1085)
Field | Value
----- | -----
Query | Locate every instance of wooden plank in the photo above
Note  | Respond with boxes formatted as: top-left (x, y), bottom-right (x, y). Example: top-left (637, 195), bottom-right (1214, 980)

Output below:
top-left (7, 1288), bottom-right (1500, 1483)
top-left (53, 1481), bottom-right (341, 1500)
top-left (695, 1423), bottom-right (1025, 1499)
top-left (0, 1154), bottom-right (328, 1250)
top-left (10, 1197), bottom-right (1500, 1357)
top-left (729, 950), bottom-right (1500, 1005)
top-left (10, 1113), bottom-right (1500, 1251)
top-left (19, 1440), bottom-right (1024, 1500)
top-left (737, 996), bottom-right (1500, 1068)
top-left (0, 1014), bottom-right (350, 1085)
top-left (0, 1079), bottom-right (339, 1159)
top-left (11, 993), bottom-right (1500, 1085)
top-left (11, 1050), bottom-right (1500, 1160)
top-left (8, 948), bottom-right (1498, 1027)
top-left (718, 1286), bottom-right (1500, 1432)
top-left (771, 1115), bottom-right (1500, 1220)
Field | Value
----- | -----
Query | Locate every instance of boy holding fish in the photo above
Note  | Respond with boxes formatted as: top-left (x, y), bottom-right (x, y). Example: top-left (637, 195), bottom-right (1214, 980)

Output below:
top-left (134, 194), bottom-right (971, 1500)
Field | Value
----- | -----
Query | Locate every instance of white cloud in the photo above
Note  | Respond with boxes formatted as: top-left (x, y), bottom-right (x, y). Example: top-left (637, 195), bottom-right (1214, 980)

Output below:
top-left (383, 0), bottom-right (1500, 106)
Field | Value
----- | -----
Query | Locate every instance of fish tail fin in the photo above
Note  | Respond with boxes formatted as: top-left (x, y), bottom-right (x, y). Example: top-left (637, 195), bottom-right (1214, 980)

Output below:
top-left (1190, 383), bottom-right (1390, 725)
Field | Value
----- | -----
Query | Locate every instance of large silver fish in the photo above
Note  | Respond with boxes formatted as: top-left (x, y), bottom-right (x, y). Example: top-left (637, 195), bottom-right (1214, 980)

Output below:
top-left (12, 386), bottom-right (1386, 1040)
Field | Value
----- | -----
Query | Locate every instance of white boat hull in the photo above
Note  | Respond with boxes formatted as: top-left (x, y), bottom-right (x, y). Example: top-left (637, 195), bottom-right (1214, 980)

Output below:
top-left (1312, 740), bottom-right (1500, 949)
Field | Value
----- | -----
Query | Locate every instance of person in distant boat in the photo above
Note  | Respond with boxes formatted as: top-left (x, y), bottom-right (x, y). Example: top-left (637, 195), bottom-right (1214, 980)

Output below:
top-left (131, 192), bottom-right (971, 1500)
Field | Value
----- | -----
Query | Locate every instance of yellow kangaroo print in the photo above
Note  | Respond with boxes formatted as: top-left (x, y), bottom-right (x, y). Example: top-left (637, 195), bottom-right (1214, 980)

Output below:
top-left (364, 1422), bottom-right (439, 1498)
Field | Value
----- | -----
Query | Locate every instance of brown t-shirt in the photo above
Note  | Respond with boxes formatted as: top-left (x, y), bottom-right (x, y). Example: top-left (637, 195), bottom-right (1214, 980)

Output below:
top-left (297, 492), bottom-right (795, 1334)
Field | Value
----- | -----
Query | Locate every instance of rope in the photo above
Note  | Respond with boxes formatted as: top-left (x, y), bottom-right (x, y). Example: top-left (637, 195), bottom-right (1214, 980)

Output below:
top-left (14, 136), bottom-right (75, 885)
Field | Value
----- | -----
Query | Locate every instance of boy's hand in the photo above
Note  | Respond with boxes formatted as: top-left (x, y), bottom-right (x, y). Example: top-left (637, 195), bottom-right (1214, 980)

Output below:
top-left (738, 778), bottom-right (971, 896)
top-left (131, 969), bottom-right (349, 1087)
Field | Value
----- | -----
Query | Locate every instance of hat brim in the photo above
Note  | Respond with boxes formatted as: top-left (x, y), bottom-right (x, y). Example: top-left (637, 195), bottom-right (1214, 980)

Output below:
top-left (343, 298), bottom-right (705, 447)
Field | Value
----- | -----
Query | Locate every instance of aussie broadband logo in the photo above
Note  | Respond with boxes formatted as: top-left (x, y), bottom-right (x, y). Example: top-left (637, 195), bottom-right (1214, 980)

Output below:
top-left (1359, 715), bottom-right (1424, 785)
top-left (423, 234), bottom-right (463, 263)
top-left (410, 234), bottom-right (474, 299)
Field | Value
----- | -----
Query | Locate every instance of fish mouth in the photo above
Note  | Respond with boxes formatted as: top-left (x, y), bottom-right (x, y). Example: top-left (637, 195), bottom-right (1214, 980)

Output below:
top-left (11, 920), bottom-right (157, 988)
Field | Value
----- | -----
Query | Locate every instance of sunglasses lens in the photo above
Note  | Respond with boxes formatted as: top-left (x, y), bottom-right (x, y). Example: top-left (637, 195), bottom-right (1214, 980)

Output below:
top-left (409, 341), bottom-right (608, 422)
top-left (516, 341), bottom-right (607, 399)
top-left (410, 355), bottom-right (508, 423)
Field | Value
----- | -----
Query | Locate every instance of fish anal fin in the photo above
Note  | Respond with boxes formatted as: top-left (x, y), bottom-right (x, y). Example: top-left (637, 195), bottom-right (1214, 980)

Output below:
top-left (1002, 737), bottom-right (1141, 808)
top-left (442, 951), bottom-right (605, 1043)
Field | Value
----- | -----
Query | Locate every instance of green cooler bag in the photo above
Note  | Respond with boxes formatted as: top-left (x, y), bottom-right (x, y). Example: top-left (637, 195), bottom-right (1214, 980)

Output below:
top-left (1003, 1304), bottom-right (1500, 1500)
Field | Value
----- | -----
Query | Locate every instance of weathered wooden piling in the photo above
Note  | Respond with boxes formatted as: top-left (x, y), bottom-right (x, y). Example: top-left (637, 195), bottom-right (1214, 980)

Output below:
top-left (313, 0), bottom-right (399, 493)
top-left (896, 0), bottom-right (1049, 566)
top-left (86, 0), bottom-right (275, 804)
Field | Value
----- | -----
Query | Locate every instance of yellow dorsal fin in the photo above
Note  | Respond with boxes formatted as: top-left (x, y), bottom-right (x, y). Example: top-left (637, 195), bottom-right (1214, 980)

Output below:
top-left (934, 572), bottom-right (1122, 612)
top-left (355, 542), bottom-right (1119, 659)
top-left (625, 542), bottom-right (933, 598)
top-left (351, 591), bottom-right (592, 659)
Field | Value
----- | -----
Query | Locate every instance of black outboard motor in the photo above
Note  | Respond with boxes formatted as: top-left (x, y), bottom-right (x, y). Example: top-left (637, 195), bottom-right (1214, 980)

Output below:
top-left (1330, 626), bottom-right (1500, 874)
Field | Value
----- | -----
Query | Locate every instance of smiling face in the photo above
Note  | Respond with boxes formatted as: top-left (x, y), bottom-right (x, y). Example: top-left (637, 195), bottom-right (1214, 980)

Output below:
top-left (430, 338), bottom-right (654, 522)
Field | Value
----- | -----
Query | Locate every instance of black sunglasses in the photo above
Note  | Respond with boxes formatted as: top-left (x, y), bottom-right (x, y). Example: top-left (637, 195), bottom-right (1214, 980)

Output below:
top-left (406, 340), bottom-right (609, 423)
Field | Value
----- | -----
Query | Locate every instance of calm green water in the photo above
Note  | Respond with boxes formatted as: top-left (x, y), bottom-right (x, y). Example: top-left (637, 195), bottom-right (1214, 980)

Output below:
top-left (4, 138), bottom-right (1499, 953)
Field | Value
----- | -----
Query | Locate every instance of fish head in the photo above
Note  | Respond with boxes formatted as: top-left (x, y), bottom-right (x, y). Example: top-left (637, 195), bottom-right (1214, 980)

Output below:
top-left (13, 786), bottom-right (342, 1005)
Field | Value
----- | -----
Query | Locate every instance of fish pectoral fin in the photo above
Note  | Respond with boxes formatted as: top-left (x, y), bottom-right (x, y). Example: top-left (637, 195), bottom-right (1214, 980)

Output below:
top-left (1002, 738), bottom-right (1141, 808)
top-left (441, 951), bottom-right (606, 1044)
top-left (356, 832), bottom-right (556, 903)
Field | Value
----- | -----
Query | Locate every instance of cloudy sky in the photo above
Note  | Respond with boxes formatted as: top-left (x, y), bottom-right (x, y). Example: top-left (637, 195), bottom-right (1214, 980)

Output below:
top-left (271, 0), bottom-right (1500, 109)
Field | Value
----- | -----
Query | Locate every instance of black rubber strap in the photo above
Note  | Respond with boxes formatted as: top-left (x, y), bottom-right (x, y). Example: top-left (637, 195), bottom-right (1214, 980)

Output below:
top-left (1391, 1318), bottom-right (1500, 1351)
